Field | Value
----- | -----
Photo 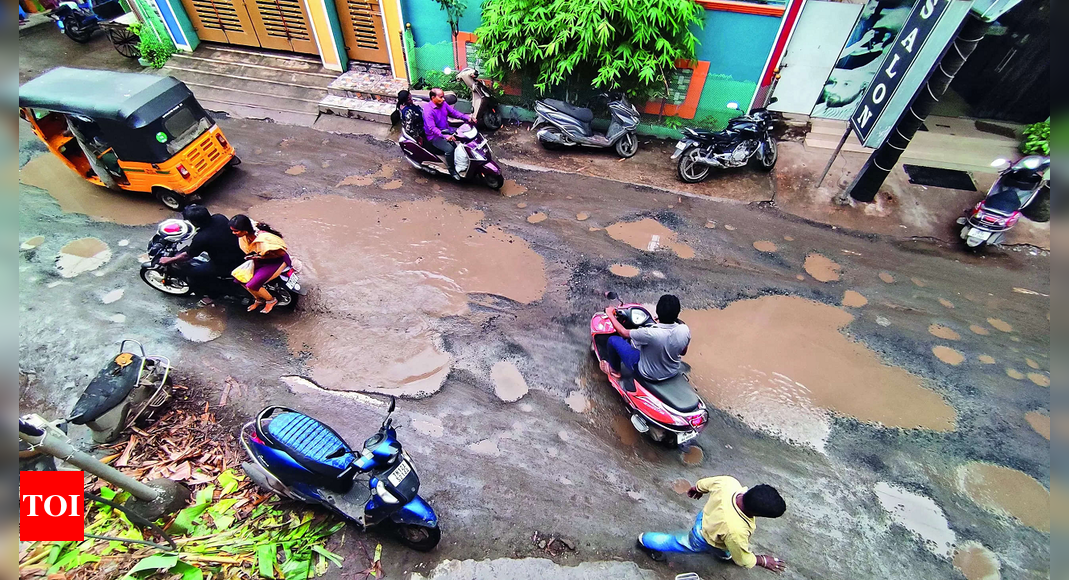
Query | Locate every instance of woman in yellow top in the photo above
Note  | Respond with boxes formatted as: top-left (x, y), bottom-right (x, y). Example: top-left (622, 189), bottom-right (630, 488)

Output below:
top-left (229, 214), bottom-right (291, 314)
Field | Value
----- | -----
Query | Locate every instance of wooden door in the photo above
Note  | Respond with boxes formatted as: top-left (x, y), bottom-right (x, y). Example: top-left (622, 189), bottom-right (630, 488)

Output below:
top-left (334, 0), bottom-right (389, 63)
top-left (243, 0), bottom-right (318, 54)
top-left (179, 0), bottom-right (260, 47)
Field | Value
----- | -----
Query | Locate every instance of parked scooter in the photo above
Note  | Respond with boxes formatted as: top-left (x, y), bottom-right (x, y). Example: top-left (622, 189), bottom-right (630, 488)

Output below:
top-left (49, 1), bottom-right (99, 43)
top-left (240, 398), bottom-right (441, 551)
top-left (534, 93), bottom-right (640, 158)
top-left (591, 292), bottom-right (709, 446)
top-left (68, 340), bottom-right (172, 443)
top-left (449, 67), bottom-right (503, 131)
top-left (671, 99), bottom-right (779, 182)
top-left (398, 113), bottom-right (505, 190)
top-left (139, 218), bottom-right (304, 307)
top-left (956, 155), bottom-right (1050, 249)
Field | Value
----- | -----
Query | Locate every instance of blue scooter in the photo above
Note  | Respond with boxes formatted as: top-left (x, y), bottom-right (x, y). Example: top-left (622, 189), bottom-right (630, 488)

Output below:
top-left (240, 398), bottom-right (441, 551)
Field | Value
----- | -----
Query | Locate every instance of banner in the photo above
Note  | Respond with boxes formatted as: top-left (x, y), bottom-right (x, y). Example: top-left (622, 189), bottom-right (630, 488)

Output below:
top-left (811, 0), bottom-right (917, 120)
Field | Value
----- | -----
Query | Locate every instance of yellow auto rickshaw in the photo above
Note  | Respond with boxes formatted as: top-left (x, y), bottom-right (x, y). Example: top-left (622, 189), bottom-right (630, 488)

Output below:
top-left (19, 67), bottom-right (238, 210)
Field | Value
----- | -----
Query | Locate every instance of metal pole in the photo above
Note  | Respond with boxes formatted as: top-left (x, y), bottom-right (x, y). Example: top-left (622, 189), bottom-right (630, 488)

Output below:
top-left (818, 125), bottom-right (851, 188)
top-left (19, 415), bottom-right (160, 502)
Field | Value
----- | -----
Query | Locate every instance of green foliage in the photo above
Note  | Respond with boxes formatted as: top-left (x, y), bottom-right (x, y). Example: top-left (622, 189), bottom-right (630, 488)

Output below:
top-left (133, 22), bottom-right (175, 69)
top-left (476, 0), bottom-right (704, 95)
top-left (1020, 118), bottom-right (1050, 155)
top-left (413, 69), bottom-right (472, 100)
top-left (432, 0), bottom-right (468, 37)
top-left (663, 115), bottom-right (685, 129)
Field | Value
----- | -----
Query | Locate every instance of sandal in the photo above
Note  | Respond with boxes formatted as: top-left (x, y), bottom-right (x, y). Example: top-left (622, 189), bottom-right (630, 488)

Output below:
top-left (197, 297), bottom-right (214, 307)
top-left (247, 300), bottom-right (265, 312)
top-left (260, 298), bottom-right (279, 314)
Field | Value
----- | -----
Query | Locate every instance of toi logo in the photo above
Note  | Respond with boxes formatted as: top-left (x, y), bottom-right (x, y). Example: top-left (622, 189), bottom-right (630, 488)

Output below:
top-left (20, 471), bottom-right (85, 541)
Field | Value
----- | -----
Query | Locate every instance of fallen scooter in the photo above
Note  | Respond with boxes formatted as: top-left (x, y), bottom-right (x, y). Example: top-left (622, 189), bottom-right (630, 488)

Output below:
top-left (534, 93), bottom-right (640, 158)
top-left (591, 292), bottom-right (709, 446)
top-left (956, 155), bottom-right (1050, 249)
top-left (240, 397), bottom-right (441, 551)
top-left (139, 218), bottom-right (304, 308)
top-left (68, 339), bottom-right (172, 443)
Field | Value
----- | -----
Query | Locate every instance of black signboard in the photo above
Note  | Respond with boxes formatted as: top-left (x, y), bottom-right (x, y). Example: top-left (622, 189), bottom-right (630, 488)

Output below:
top-left (850, 0), bottom-right (952, 142)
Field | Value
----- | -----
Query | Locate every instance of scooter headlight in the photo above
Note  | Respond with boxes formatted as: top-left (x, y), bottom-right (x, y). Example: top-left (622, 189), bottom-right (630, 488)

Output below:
top-left (375, 479), bottom-right (400, 504)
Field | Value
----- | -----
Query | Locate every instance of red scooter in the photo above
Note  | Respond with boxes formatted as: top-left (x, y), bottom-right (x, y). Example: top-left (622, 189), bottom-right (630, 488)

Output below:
top-left (591, 292), bottom-right (709, 446)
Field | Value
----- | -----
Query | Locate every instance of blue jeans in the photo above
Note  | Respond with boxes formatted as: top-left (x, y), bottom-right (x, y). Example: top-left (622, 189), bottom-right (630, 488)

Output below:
top-left (640, 512), bottom-right (731, 560)
top-left (608, 335), bottom-right (640, 374)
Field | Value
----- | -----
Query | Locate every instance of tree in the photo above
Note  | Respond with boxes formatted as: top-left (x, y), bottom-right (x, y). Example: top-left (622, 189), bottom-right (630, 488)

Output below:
top-left (432, 0), bottom-right (468, 66)
top-left (475, 0), bottom-right (704, 95)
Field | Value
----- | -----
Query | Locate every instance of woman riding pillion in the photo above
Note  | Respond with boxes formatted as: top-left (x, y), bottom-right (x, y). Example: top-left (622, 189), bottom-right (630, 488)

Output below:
top-left (229, 215), bottom-right (291, 314)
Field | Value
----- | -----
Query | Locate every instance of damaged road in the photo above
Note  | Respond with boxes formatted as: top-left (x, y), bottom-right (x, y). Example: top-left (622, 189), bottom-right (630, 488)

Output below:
top-left (19, 114), bottom-right (1049, 580)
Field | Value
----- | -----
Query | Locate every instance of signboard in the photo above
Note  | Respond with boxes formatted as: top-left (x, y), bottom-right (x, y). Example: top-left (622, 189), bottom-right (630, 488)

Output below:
top-left (850, 0), bottom-right (953, 142)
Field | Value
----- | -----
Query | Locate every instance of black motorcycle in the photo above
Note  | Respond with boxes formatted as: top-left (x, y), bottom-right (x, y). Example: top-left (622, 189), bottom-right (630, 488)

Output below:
top-left (671, 99), bottom-right (779, 183)
top-left (139, 218), bottom-right (304, 308)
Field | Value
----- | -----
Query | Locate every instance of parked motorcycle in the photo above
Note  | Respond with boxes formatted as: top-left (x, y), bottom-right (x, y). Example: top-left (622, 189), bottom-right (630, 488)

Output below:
top-left (139, 218), bottom-right (304, 307)
top-left (591, 292), bottom-right (709, 446)
top-left (398, 117), bottom-right (505, 189)
top-left (240, 398), bottom-right (441, 551)
top-left (449, 67), bottom-right (503, 131)
top-left (49, 0), bottom-right (122, 43)
top-left (956, 155), bottom-right (1050, 249)
top-left (671, 99), bottom-right (779, 183)
top-left (68, 340), bottom-right (172, 443)
top-left (534, 93), bottom-right (640, 158)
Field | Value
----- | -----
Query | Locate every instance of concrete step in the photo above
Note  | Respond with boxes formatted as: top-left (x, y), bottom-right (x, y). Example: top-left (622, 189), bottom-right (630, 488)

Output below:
top-left (180, 82), bottom-right (323, 114)
top-left (165, 58), bottom-right (333, 89)
top-left (180, 44), bottom-right (329, 75)
top-left (167, 67), bottom-right (327, 105)
top-left (318, 94), bottom-right (394, 124)
top-left (326, 70), bottom-right (408, 103)
top-left (804, 131), bottom-right (872, 154)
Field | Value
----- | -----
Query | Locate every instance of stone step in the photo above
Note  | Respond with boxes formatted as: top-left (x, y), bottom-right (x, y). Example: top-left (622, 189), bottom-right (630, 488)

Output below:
top-left (318, 94), bottom-right (395, 124)
top-left (198, 97), bottom-right (320, 126)
top-left (804, 132), bottom-right (872, 154)
top-left (167, 67), bottom-right (328, 104)
top-left (180, 82), bottom-right (323, 115)
top-left (166, 53), bottom-right (335, 88)
top-left (180, 44), bottom-right (328, 74)
top-left (326, 70), bottom-right (409, 103)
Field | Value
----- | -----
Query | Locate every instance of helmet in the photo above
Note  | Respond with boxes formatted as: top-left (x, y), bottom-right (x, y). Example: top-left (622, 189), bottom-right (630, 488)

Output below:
top-left (156, 219), bottom-right (194, 242)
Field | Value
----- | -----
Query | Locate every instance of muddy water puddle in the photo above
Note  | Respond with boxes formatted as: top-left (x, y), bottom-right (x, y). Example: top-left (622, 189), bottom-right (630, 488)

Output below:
top-left (879, 272), bottom-right (895, 283)
top-left (958, 462), bottom-right (1049, 532)
top-left (1005, 368), bottom-right (1024, 380)
top-left (576, 212), bottom-right (590, 221)
top-left (841, 290), bottom-right (867, 308)
top-left (1025, 411), bottom-right (1050, 440)
top-left (611, 415), bottom-right (639, 446)
top-left (874, 482), bottom-right (956, 558)
top-left (932, 346), bottom-right (965, 366)
top-left (928, 324), bottom-right (960, 340)
top-left (500, 180), bottom-right (527, 197)
top-left (970, 324), bottom-right (990, 336)
top-left (491, 360), bottom-right (529, 402)
top-left (683, 296), bottom-right (955, 450)
top-left (1027, 372), bottom-right (1049, 387)
top-left (671, 479), bottom-right (693, 494)
top-left (565, 390), bottom-right (590, 413)
top-left (100, 288), bottom-right (124, 304)
top-left (681, 446), bottom-right (703, 465)
top-left (609, 264), bottom-right (640, 277)
top-left (978, 355), bottom-right (996, 364)
top-left (175, 307), bottom-right (227, 342)
top-left (953, 543), bottom-right (1001, 580)
top-left (752, 240), bottom-right (777, 252)
top-left (939, 298), bottom-right (955, 309)
top-left (606, 218), bottom-right (694, 259)
top-left (21, 155), bottom-right (172, 226)
top-left (987, 318), bottom-right (1013, 332)
top-left (21, 236), bottom-right (45, 251)
top-left (252, 195), bottom-right (546, 396)
top-left (1025, 358), bottom-right (1040, 369)
top-left (285, 164), bottom-right (306, 175)
top-left (527, 212), bottom-right (548, 224)
top-left (56, 238), bottom-right (111, 278)
top-left (803, 253), bottom-right (841, 282)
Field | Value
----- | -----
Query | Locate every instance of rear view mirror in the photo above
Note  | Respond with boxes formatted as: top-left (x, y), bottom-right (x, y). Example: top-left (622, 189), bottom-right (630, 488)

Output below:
top-left (388, 396), bottom-right (396, 414)
top-left (605, 291), bottom-right (618, 300)
top-left (767, 97), bottom-right (778, 104)
top-left (726, 102), bottom-right (740, 110)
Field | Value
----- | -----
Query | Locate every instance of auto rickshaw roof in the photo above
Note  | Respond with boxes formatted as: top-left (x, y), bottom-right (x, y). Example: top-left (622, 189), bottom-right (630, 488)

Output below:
top-left (18, 67), bottom-right (193, 128)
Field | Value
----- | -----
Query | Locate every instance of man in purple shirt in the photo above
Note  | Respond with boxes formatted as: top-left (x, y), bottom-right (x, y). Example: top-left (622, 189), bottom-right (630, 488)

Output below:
top-left (422, 88), bottom-right (471, 179)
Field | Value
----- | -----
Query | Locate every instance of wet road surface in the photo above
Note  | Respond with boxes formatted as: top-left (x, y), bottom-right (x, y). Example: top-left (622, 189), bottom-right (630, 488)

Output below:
top-left (18, 116), bottom-right (1050, 579)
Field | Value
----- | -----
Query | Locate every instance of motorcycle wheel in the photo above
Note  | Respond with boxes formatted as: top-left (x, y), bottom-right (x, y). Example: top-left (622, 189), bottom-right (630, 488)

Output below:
top-left (481, 171), bottom-right (504, 190)
top-left (751, 135), bottom-right (777, 172)
top-left (677, 146), bottom-right (710, 183)
top-left (63, 18), bottom-right (94, 43)
top-left (615, 132), bottom-right (638, 158)
top-left (394, 523), bottom-right (441, 552)
top-left (480, 108), bottom-right (503, 131)
top-left (140, 267), bottom-right (192, 296)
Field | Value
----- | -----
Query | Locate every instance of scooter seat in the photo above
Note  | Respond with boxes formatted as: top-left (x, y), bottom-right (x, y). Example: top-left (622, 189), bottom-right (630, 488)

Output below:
top-left (544, 99), bottom-right (594, 122)
top-left (69, 353), bottom-right (142, 424)
top-left (264, 412), bottom-right (355, 479)
top-left (635, 366), bottom-right (700, 413)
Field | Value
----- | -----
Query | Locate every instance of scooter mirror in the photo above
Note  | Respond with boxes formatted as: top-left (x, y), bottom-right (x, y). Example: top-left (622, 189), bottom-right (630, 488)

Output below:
top-left (605, 291), bottom-right (618, 301)
top-left (726, 102), bottom-right (740, 110)
top-left (388, 396), bottom-right (396, 414)
top-left (767, 97), bottom-right (778, 105)
top-left (990, 158), bottom-right (1011, 170)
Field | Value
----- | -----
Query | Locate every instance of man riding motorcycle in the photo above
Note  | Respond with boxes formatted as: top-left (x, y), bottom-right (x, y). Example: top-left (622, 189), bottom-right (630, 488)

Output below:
top-left (422, 87), bottom-right (473, 179)
top-left (601, 294), bottom-right (691, 381)
top-left (157, 205), bottom-right (245, 305)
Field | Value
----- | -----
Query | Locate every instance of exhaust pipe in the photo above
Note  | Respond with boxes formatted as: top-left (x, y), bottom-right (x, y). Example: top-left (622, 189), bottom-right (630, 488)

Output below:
top-left (537, 127), bottom-right (571, 145)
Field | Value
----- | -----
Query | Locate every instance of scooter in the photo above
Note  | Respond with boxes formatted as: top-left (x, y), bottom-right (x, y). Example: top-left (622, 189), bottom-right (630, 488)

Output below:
top-left (956, 155), bottom-right (1050, 249)
top-left (451, 67), bottom-right (503, 131)
top-left (671, 99), bottom-right (778, 183)
top-left (139, 218), bottom-right (304, 308)
top-left (534, 93), bottom-right (640, 158)
top-left (240, 398), bottom-right (441, 551)
top-left (591, 292), bottom-right (709, 446)
top-left (398, 116), bottom-right (505, 190)
top-left (68, 340), bottom-right (172, 443)
top-left (48, 0), bottom-right (123, 43)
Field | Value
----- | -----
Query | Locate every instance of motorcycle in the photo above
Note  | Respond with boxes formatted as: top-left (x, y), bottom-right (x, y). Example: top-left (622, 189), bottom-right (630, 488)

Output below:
top-left (591, 292), bottom-right (709, 446)
top-left (449, 67), bottom-right (503, 131)
top-left (533, 93), bottom-right (640, 158)
top-left (398, 115), bottom-right (505, 190)
top-left (49, 0), bottom-right (122, 43)
top-left (139, 218), bottom-right (304, 308)
top-left (68, 340), bottom-right (172, 443)
top-left (956, 155), bottom-right (1050, 249)
top-left (240, 398), bottom-right (441, 551)
top-left (671, 99), bottom-right (779, 183)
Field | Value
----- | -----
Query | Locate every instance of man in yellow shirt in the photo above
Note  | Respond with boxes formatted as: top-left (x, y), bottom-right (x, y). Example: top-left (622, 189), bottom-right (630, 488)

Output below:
top-left (638, 475), bottom-right (787, 573)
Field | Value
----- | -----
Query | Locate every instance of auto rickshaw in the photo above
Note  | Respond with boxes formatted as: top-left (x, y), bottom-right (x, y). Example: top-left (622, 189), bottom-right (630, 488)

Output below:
top-left (19, 67), bottom-right (239, 209)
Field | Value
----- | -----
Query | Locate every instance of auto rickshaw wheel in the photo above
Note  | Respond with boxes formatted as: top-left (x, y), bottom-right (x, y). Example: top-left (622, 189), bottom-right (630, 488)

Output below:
top-left (153, 188), bottom-right (186, 211)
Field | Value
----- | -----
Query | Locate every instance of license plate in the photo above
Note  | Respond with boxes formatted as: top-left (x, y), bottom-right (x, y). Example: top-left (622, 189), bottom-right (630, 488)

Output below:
top-left (678, 431), bottom-right (698, 445)
top-left (675, 141), bottom-right (687, 150)
top-left (968, 230), bottom-right (991, 241)
top-left (388, 460), bottom-right (412, 486)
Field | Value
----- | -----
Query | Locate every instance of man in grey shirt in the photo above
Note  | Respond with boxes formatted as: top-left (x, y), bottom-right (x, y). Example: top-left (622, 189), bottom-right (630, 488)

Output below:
top-left (603, 294), bottom-right (691, 381)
